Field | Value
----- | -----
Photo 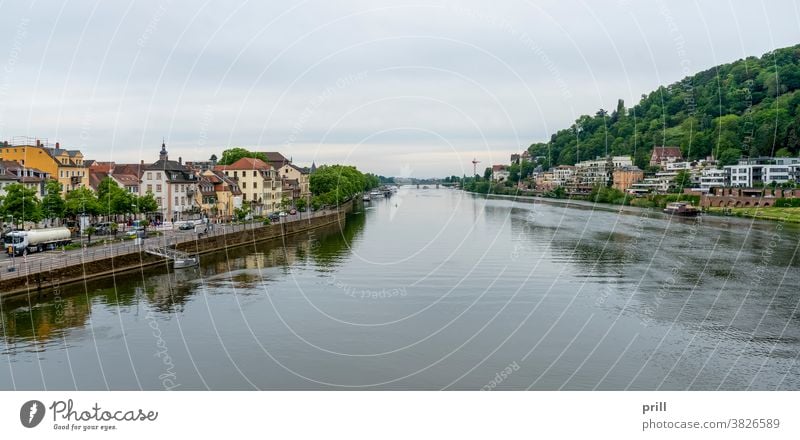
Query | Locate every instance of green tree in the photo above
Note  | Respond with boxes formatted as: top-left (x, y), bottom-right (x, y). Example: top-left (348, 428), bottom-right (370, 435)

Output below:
top-left (135, 191), bottom-right (159, 214)
top-left (84, 226), bottom-right (96, 244)
top-left (41, 180), bottom-right (66, 221)
top-left (717, 148), bottom-right (742, 167)
top-left (309, 165), bottom-right (368, 206)
top-left (217, 148), bottom-right (267, 165)
top-left (0, 183), bottom-right (43, 225)
top-left (673, 169), bottom-right (693, 189)
top-left (64, 187), bottom-right (100, 217)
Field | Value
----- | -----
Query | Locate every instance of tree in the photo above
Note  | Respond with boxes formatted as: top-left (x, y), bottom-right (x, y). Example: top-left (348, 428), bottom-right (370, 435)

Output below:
top-left (775, 147), bottom-right (793, 157)
top-left (64, 187), bottom-right (100, 217)
top-left (717, 148), bottom-right (742, 167)
top-left (309, 165), bottom-right (369, 206)
top-left (673, 170), bottom-right (693, 189)
top-left (217, 148), bottom-right (267, 165)
top-left (97, 177), bottom-right (132, 217)
top-left (0, 183), bottom-right (42, 225)
top-left (41, 180), bottom-right (66, 221)
top-left (483, 167), bottom-right (492, 180)
top-left (135, 191), bottom-right (159, 215)
top-left (84, 226), bottom-right (96, 244)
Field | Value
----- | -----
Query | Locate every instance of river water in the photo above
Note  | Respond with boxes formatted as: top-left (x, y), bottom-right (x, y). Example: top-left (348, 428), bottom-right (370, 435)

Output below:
top-left (1, 187), bottom-right (799, 390)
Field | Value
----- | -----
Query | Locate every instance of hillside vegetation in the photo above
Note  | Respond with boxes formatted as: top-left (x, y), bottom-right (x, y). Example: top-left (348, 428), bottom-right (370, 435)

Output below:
top-left (529, 44), bottom-right (800, 169)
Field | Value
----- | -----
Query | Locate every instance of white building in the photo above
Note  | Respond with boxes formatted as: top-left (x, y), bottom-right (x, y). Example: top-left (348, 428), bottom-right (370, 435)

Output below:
top-left (574, 156), bottom-right (632, 186)
top-left (725, 157), bottom-right (800, 187)
top-left (699, 168), bottom-right (727, 192)
top-left (492, 165), bottom-right (510, 182)
top-left (142, 142), bottom-right (198, 222)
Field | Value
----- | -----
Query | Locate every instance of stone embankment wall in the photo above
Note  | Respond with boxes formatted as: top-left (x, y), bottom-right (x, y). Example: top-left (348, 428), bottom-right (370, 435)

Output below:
top-left (0, 202), bottom-right (353, 300)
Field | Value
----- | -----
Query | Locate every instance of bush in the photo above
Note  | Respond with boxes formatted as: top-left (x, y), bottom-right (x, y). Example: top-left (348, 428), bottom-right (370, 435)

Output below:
top-left (774, 198), bottom-right (800, 207)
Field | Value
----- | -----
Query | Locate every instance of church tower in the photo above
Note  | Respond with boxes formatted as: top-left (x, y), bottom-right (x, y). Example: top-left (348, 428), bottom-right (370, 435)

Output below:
top-left (159, 140), bottom-right (168, 161)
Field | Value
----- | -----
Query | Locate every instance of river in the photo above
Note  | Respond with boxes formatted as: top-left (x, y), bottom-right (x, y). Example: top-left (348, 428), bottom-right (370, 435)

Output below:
top-left (1, 187), bottom-right (799, 390)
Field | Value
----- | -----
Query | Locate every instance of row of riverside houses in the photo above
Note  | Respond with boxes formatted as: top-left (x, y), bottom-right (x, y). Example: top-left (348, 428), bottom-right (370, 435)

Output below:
top-left (0, 138), bottom-right (316, 223)
top-left (494, 145), bottom-right (800, 199)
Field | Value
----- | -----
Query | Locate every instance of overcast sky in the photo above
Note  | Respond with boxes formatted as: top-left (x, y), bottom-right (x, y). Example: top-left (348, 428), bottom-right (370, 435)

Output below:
top-left (1, 0), bottom-right (798, 177)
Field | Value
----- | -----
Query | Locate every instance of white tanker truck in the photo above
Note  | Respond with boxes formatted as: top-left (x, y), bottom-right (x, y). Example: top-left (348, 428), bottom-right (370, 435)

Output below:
top-left (4, 227), bottom-right (72, 256)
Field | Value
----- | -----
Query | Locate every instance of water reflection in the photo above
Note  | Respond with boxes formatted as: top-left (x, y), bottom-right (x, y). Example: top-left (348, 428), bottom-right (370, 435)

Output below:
top-left (0, 212), bottom-right (366, 346)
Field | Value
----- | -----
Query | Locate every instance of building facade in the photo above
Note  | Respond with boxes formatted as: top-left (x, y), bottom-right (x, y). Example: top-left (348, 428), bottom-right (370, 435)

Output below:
top-left (141, 142), bottom-right (198, 222)
top-left (0, 139), bottom-right (87, 194)
top-left (214, 157), bottom-right (281, 214)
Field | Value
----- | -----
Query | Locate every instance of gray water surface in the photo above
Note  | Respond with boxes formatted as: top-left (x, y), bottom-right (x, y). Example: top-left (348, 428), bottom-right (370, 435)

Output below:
top-left (2, 187), bottom-right (799, 390)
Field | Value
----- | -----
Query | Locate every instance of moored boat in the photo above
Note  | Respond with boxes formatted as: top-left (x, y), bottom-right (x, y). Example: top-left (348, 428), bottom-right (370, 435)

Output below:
top-left (663, 202), bottom-right (700, 217)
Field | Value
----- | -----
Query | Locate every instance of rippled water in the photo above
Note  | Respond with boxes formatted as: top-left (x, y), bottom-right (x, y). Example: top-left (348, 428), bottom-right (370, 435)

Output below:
top-left (1, 187), bottom-right (799, 390)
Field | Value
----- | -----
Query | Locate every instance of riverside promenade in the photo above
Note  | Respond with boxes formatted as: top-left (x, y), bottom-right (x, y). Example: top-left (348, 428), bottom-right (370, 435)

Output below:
top-left (0, 203), bottom-right (353, 300)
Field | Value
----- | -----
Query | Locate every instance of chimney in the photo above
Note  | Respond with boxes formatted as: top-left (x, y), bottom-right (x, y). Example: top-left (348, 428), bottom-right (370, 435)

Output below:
top-left (55, 142), bottom-right (60, 149)
top-left (179, 157), bottom-right (182, 165)
top-left (36, 139), bottom-right (41, 147)
top-left (141, 159), bottom-right (145, 166)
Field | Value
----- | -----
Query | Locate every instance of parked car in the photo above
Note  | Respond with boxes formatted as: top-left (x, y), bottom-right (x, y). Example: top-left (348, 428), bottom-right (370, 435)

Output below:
top-left (93, 222), bottom-right (114, 235)
top-left (126, 226), bottom-right (146, 238)
top-left (289, 209), bottom-right (297, 215)
top-left (178, 222), bottom-right (194, 231)
top-left (268, 213), bottom-right (280, 221)
top-left (278, 211), bottom-right (288, 217)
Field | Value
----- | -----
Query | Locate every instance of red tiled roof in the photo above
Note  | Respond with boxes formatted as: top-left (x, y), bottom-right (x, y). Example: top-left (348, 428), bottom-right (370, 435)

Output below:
top-left (215, 157), bottom-right (272, 170)
top-left (651, 146), bottom-right (683, 161)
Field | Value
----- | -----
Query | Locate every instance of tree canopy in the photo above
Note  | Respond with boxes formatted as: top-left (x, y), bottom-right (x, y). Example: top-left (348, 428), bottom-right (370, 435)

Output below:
top-left (0, 183), bottom-right (42, 224)
top-left (310, 165), bottom-right (375, 206)
top-left (528, 44), bottom-right (800, 169)
top-left (217, 147), bottom-right (267, 165)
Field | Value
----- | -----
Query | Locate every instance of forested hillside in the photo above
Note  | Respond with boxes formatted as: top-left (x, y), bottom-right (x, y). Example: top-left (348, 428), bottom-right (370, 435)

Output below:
top-left (528, 44), bottom-right (800, 169)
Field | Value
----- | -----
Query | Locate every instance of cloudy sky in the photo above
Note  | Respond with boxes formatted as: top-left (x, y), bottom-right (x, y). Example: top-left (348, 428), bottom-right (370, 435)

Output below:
top-left (0, 0), bottom-right (798, 176)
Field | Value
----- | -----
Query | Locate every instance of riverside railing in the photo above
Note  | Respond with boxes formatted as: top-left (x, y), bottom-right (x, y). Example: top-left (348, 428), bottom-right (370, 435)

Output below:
top-left (0, 208), bottom-right (337, 282)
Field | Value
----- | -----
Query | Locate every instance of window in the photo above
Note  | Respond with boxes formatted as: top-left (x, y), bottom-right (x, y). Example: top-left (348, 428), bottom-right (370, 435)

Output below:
top-left (242, 193), bottom-right (247, 201)
top-left (157, 197), bottom-right (162, 206)
top-left (253, 193), bottom-right (257, 201)
top-left (253, 171), bottom-right (257, 177)
top-left (147, 184), bottom-right (153, 193)
top-left (242, 182), bottom-right (246, 189)
top-left (147, 172), bottom-right (152, 180)
top-left (233, 171), bottom-right (237, 178)
top-left (175, 196), bottom-right (179, 206)
top-left (253, 181), bottom-right (257, 188)
top-left (156, 184), bottom-right (162, 192)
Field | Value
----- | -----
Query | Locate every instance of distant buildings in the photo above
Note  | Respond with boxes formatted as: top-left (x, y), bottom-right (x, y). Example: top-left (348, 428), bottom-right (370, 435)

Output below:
top-left (491, 165), bottom-right (510, 182)
top-left (0, 139), bottom-right (88, 194)
top-left (214, 157), bottom-right (282, 215)
top-left (724, 157), bottom-right (800, 187)
top-left (573, 156), bottom-right (632, 188)
top-left (650, 146), bottom-right (683, 168)
top-left (140, 142), bottom-right (199, 222)
top-left (0, 160), bottom-right (50, 198)
top-left (612, 166), bottom-right (644, 191)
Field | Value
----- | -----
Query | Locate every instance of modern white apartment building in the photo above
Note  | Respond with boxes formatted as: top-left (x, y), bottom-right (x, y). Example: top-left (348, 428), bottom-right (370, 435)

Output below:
top-left (724, 157), bottom-right (800, 187)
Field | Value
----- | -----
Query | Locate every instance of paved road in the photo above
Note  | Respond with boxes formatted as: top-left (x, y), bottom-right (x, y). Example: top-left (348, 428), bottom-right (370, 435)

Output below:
top-left (0, 212), bottom-right (326, 282)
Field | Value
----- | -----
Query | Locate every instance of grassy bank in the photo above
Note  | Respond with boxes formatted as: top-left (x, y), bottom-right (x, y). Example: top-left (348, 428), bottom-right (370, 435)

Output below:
top-left (705, 206), bottom-right (800, 223)
top-left (463, 184), bottom-right (699, 210)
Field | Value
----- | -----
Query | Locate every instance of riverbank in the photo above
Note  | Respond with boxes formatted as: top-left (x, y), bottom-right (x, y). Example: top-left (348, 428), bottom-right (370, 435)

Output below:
top-left (705, 206), bottom-right (800, 223)
top-left (0, 201), bottom-right (355, 300)
top-left (464, 189), bottom-right (800, 224)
